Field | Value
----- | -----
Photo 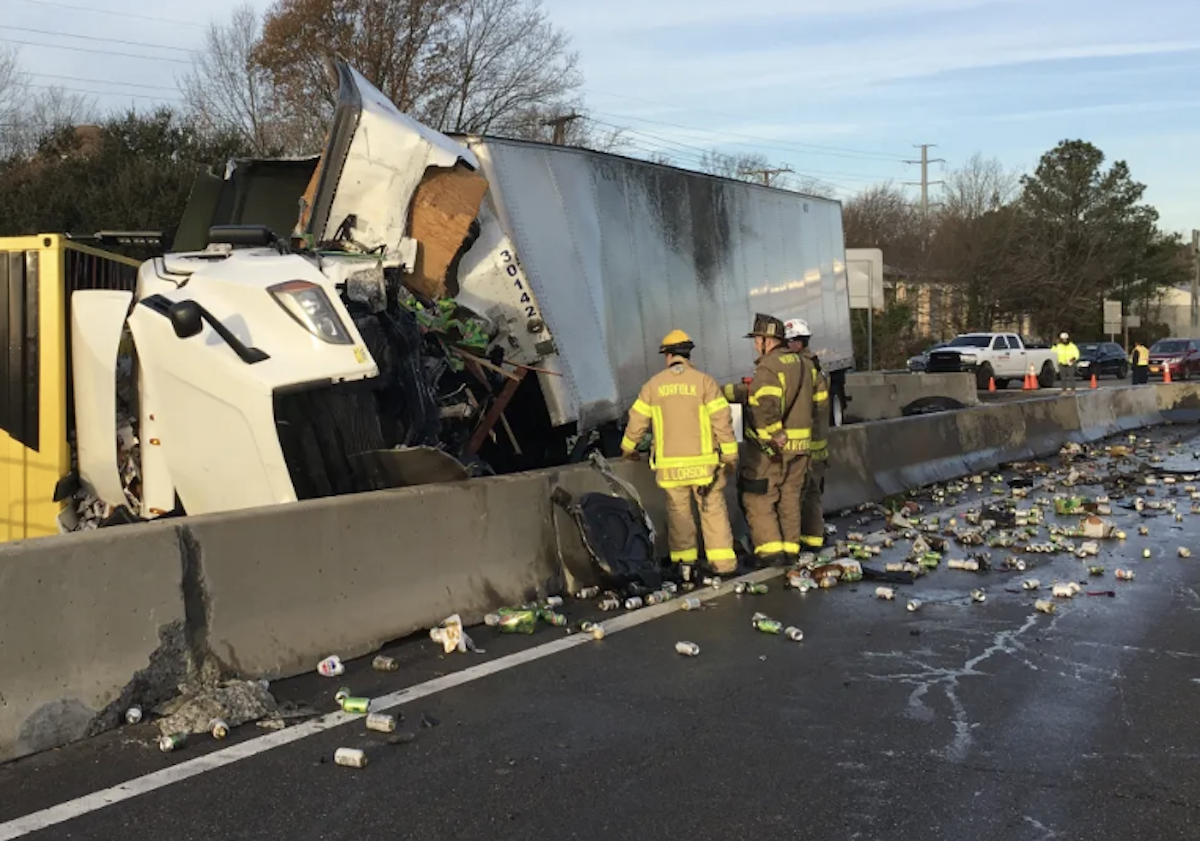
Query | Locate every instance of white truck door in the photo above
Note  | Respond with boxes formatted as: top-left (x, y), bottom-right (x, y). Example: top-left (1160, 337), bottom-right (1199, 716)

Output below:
top-left (1007, 335), bottom-right (1026, 377)
top-left (990, 335), bottom-right (1010, 376)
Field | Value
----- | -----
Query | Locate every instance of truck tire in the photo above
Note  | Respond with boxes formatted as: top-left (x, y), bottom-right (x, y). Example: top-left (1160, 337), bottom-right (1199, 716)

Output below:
top-left (1117, 363), bottom-right (1128, 380)
top-left (975, 363), bottom-right (994, 391)
top-left (1038, 362), bottom-right (1056, 389)
top-left (994, 378), bottom-right (1009, 390)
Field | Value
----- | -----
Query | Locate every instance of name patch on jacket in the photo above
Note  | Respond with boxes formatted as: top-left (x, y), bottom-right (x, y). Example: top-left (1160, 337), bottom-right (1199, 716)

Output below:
top-left (658, 383), bottom-right (698, 398)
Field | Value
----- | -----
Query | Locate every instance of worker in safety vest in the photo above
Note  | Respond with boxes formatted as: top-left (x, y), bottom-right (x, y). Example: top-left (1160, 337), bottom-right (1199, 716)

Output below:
top-left (1052, 332), bottom-right (1081, 392)
top-left (739, 314), bottom-right (814, 567)
top-left (1131, 342), bottom-right (1150, 385)
top-left (785, 319), bottom-right (830, 553)
top-left (621, 330), bottom-right (739, 577)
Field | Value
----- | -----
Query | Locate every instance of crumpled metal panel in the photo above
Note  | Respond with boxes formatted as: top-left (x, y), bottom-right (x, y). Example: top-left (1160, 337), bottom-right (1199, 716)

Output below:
top-left (477, 140), bottom-right (854, 429)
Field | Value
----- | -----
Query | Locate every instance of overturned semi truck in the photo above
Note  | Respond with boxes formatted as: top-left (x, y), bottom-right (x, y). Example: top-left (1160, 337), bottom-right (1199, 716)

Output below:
top-left (0, 60), bottom-right (854, 540)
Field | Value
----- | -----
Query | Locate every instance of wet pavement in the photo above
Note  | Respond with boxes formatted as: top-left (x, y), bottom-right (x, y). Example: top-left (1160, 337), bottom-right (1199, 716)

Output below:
top-left (4, 426), bottom-right (1200, 840)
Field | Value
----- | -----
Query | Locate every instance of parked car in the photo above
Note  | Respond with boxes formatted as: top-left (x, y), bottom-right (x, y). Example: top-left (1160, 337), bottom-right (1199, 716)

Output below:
top-left (1148, 338), bottom-right (1200, 380)
top-left (907, 341), bottom-right (949, 373)
top-left (925, 332), bottom-right (1058, 390)
top-left (1076, 342), bottom-right (1129, 380)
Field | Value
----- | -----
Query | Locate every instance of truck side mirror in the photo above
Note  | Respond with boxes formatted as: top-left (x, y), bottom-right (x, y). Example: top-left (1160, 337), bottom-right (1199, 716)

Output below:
top-left (168, 300), bottom-right (203, 339)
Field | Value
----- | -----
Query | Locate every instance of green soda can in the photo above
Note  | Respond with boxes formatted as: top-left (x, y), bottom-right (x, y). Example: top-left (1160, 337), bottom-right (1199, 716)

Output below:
top-left (334, 687), bottom-right (351, 704)
top-left (736, 582), bottom-right (769, 595)
top-left (340, 696), bottom-right (370, 714)
top-left (158, 732), bottom-right (188, 752)
top-left (751, 612), bottom-right (782, 634)
top-left (498, 611), bottom-right (537, 634)
top-left (1088, 565), bottom-right (1105, 576)
top-left (540, 611), bottom-right (568, 627)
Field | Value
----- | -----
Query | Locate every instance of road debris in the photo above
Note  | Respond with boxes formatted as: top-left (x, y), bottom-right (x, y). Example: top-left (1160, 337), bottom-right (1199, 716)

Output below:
top-left (735, 582), bottom-right (769, 595)
top-left (875, 586), bottom-right (896, 600)
top-left (340, 696), bottom-right (370, 714)
top-left (970, 589), bottom-right (987, 603)
top-left (784, 626), bottom-right (804, 641)
top-left (155, 679), bottom-right (277, 738)
top-left (366, 713), bottom-right (398, 733)
top-left (1035, 599), bottom-right (1057, 614)
top-left (576, 586), bottom-right (601, 599)
top-left (125, 706), bottom-right (142, 725)
top-left (158, 733), bottom-right (187, 752)
top-left (680, 597), bottom-right (703, 611)
top-left (334, 748), bottom-right (368, 768)
top-left (430, 614), bottom-right (482, 654)
top-left (907, 600), bottom-right (922, 612)
top-left (1116, 569), bottom-right (1136, 580)
top-left (317, 656), bottom-right (345, 677)
top-left (579, 621), bottom-right (606, 640)
top-left (751, 612), bottom-right (783, 634)
top-left (675, 641), bottom-right (701, 656)
top-left (209, 718), bottom-right (229, 740)
top-left (372, 655), bottom-right (400, 672)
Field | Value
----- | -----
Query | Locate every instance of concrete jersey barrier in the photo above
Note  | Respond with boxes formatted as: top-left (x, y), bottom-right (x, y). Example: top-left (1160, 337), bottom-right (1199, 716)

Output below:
top-left (0, 384), bottom-right (1191, 763)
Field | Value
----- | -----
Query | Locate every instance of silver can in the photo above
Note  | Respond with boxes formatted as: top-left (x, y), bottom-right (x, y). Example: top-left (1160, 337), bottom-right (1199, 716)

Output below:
top-left (784, 627), bottom-right (804, 642)
top-left (598, 597), bottom-right (621, 611)
top-left (334, 747), bottom-right (368, 768)
top-left (970, 589), bottom-right (986, 603)
top-left (125, 706), bottom-right (143, 725)
top-left (675, 641), bottom-right (701, 656)
top-left (365, 713), bottom-right (397, 733)
top-left (209, 718), bottom-right (229, 740)
top-left (875, 586), bottom-right (895, 600)
top-left (544, 596), bottom-right (564, 608)
top-left (906, 600), bottom-right (921, 612)
top-left (624, 596), bottom-right (644, 610)
top-left (576, 586), bottom-right (601, 600)
top-left (680, 597), bottom-right (703, 611)
top-left (372, 655), bottom-right (399, 672)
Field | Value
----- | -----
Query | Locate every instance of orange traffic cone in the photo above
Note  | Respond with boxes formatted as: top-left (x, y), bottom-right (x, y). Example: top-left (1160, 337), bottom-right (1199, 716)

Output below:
top-left (1023, 365), bottom-right (1037, 390)
top-left (1090, 373), bottom-right (1098, 389)
top-left (1164, 365), bottom-right (1172, 384)
top-left (988, 376), bottom-right (996, 392)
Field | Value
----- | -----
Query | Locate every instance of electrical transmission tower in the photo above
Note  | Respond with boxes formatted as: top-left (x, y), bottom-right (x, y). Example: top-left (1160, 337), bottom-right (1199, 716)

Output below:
top-left (904, 144), bottom-right (944, 214)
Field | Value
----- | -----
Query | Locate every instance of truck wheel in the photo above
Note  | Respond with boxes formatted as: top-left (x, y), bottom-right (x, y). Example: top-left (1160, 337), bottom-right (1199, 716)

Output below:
top-left (993, 378), bottom-right (1009, 390)
top-left (975, 363), bottom-right (993, 391)
top-left (1038, 362), bottom-right (1056, 389)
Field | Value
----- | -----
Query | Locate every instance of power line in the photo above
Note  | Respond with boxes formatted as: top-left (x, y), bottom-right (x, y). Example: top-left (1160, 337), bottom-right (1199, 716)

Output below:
top-left (30, 73), bottom-right (180, 92)
top-left (11, 0), bottom-right (206, 28)
top-left (584, 91), bottom-right (910, 163)
top-left (0, 38), bottom-right (194, 64)
top-left (3, 25), bottom-right (197, 53)
top-left (25, 82), bottom-right (181, 101)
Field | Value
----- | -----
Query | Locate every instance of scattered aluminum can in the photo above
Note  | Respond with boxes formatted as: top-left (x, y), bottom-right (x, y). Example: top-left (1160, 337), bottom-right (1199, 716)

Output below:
top-left (317, 655), bottom-right (345, 677)
top-left (209, 718), bottom-right (229, 740)
top-left (702, 576), bottom-right (722, 588)
top-left (158, 732), bottom-right (187, 752)
top-left (484, 613), bottom-right (502, 627)
top-left (970, 589), bottom-right (986, 603)
top-left (675, 641), bottom-right (701, 656)
top-left (948, 559), bottom-right (979, 571)
top-left (784, 626), bottom-right (804, 642)
top-left (1115, 530), bottom-right (1127, 540)
top-left (1138, 526), bottom-right (1149, 536)
top-left (125, 706), bottom-right (142, 725)
top-left (334, 747), bottom-right (368, 768)
top-left (365, 713), bottom-right (397, 733)
top-left (372, 655), bottom-right (399, 672)
top-left (661, 582), bottom-right (679, 595)
top-left (542, 611), bottom-right (568, 627)
top-left (543, 596), bottom-right (564, 608)
top-left (735, 582), bottom-right (769, 595)
top-left (1087, 566), bottom-right (1105, 576)
top-left (680, 597), bottom-right (703, 611)
top-left (1052, 583), bottom-right (1075, 598)
top-left (580, 621), bottom-right (606, 640)
top-left (906, 600), bottom-right (921, 612)
top-left (1034, 599), bottom-right (1057, 614)
top-left (340, 697), bottom-right (370, 715)
top-left (751, 613), bottom-right (782, 634)
top-left (335, 687), bottom-right (351, 704)
top-left (645, 591), bottom-right (668, 606)
top-left (1143, 549), bottom-right (1152, 559)
top-left (624, 596), bottom-right (644, 610)
top-left (1022, 579), bottom-right (1041, 591)
top-left (598, 597), bottom-right (621, 611)
top-left (885, 563), bottom-right (908, 573)
top-left (1115, 569), bottom-right (1136, 581)
top-left (1180, 547), bottom-right (1193, 558)
top-left (1068, 582), bottom-right (1083, 595)
top-left (875, 586), bottom-right (895, 601)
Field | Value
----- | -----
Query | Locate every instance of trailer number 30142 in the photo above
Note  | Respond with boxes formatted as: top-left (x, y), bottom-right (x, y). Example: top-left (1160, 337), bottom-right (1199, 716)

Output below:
top-left (501, 249), bottom-right (538, 319)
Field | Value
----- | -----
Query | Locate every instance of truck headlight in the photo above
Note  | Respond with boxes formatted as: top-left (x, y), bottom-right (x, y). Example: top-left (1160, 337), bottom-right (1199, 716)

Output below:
top-left (959, 354), bottom-right (976, 363)
top-left (269, 280), bottom-right (353, 345)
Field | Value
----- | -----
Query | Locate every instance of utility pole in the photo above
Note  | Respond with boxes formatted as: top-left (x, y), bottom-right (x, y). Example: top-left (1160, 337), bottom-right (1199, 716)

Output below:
top-left (1192, 229), bottom-right (1200, 335)
top-left (904, 144), bottom-right (945, 215)
top-left (542, 113), bottom-right (581, 145)
top-left (739, 166), bottom-right (794, 187)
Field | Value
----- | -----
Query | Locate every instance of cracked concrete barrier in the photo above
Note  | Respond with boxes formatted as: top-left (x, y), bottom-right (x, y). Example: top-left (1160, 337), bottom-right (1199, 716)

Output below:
top-left (0, 523), bottom-right (189, 763)
top-left (1155, 382), bottom-right (1200, 423)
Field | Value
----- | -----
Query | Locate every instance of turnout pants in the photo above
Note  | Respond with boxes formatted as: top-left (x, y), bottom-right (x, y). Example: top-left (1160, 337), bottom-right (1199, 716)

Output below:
top-left (740, 452), bottom-right (810, 563)
top-left (800, 458), bottom-right (827, 550)
top-left (1133, 365), bottom-right (1149, 385)
top-left (664, 472), bottom-right (736, 573)
top-left (1062, 363), bottom-right (1077, 390)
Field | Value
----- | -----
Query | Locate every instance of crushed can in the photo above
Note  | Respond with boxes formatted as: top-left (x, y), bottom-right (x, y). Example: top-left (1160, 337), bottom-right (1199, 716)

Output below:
top-left (580, 621), bottom-right (606, 640)
top-left (906, 599), bottom-right (921, 612)
top-left (334, 747), bottom-right (368, 768)
top-left (317, 655), bottom-right (345, 677)
top-left (1087, 566), bottom-right (1105, 576)
top-left (1115, 569), bottom-right (1135, 581)
top-left (875, 586), bottom-right (896, 601)
top-left (125, 706), bottom-right (143, 726)
top-left (340, 696), bottom-right (370, 715)
top-left (784, 626), bottom-right (804, 642)
top-left (1034, 599), bottom-right (1057, 614)
top-left (1022, 579), bottom-right (1041, 591)
top-left (1138, 526), bottom-right (1149, 536)
top-left (158, 732), bottom-right (187, 753)
top-left (576, 586), bottom-right (601, 600)
top-left (675, 641), bottom-right (701, 656)
top-left (1052, 583), bottom-right (1075, 598)
top-left (498, 610), bottom-right (538, 633)
top-left (970, 589), bottom-right (986, 603)
top-left (680, 597), bottom-right (703, 611)
top-left (540, 611), bottom-right (568, 627)
top-left (1180, 547), bottom-right (1193, 558)
top-left (366, 713), bottom-right (397, 733)
top-left (209, 718), bottom-right (229, 740)
top-left (751, 613), bottom-right (782, 634)
top-left (598, 597), bottom-right (622, 612)
top-left (372, 655), bottom-right (399, 672)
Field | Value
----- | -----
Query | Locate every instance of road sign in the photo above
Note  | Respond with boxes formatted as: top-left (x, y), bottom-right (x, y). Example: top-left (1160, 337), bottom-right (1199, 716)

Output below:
top-left (1104, 299), bottom-right (1122, 335)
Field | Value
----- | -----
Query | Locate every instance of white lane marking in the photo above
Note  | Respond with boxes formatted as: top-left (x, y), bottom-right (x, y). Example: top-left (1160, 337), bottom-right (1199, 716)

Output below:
top-left (0, 567), bottom-right (783, 839)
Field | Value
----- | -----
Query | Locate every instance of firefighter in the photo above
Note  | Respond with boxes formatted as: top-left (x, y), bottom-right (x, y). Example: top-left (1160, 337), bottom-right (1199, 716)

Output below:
top-left (785, 319), bottom-right (830, 554)
top-left (620, 329), bottom-right (739, 576)
top-left (1131, 341), bottom-right (1150, 385)
top-left (739, 314), bottom-right (814, 567)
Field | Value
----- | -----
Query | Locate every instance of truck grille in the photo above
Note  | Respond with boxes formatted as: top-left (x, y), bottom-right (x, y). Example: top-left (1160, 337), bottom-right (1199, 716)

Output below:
top-left (926, 352), bottom-right (969, 374)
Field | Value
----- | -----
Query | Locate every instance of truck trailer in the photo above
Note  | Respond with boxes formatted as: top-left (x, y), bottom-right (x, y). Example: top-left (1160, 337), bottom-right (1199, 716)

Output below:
top-left (0, 61), bottom-right (854, 540)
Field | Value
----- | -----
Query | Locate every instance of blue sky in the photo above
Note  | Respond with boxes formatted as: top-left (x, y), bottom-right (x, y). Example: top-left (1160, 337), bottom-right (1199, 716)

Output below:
top-left (5, 0), bottom-right (1198, 233)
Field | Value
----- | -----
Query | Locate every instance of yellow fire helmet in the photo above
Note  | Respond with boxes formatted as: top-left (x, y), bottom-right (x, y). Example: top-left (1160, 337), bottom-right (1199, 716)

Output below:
top-left (659, 329), bottom-right (695, 354)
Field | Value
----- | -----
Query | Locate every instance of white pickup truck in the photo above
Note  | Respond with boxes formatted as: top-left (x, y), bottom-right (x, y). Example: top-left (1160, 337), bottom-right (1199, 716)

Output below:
top-left (924, 332), bottom-right (1058, 390)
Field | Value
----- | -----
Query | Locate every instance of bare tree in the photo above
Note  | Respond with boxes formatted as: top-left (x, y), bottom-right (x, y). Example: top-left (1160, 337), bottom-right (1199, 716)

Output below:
top-left (939, 153), bottom-right (1019, 221)
top-left (0, 45), bottom-right (28, 157)
top-left (424, 0), bottom-right (581, 135)
top-left (843, 183), bottom-right (923, 266)
top-left (181, 5), bottom-right (303, 154)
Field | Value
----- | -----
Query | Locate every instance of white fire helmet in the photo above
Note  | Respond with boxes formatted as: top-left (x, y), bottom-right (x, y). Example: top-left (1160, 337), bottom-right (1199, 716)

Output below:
top-left (785, 319), bottom-right (812, 341)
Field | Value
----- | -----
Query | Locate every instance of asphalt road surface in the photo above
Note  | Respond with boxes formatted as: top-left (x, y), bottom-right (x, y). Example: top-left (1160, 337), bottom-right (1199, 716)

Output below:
top-left (4, 427), bottom-right (1200, 841)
